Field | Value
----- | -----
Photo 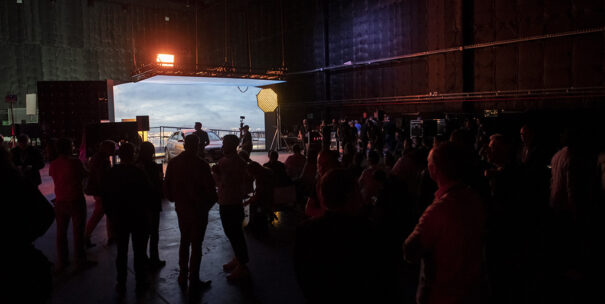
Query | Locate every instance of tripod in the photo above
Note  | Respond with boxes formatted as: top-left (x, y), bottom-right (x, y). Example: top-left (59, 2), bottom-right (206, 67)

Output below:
top-left (269, 106), bottom-right (287, 151)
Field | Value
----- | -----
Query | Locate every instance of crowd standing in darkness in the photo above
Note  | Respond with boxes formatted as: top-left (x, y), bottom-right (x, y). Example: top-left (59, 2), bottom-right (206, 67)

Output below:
top-left (5, 108), bottom-right (605, 303)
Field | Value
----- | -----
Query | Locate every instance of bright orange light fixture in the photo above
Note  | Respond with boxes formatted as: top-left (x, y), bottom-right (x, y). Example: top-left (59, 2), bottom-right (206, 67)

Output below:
top-left (156, 54), bottom-right (175, 67)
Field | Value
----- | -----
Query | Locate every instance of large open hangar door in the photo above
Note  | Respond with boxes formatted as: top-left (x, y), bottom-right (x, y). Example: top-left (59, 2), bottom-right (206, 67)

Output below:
top-left (114, 75), bottom-right (285, 151)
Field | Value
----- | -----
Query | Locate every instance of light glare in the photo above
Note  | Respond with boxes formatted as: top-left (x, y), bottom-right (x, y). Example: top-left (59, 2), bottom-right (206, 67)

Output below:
top-left (156, 54), bottom-right (174, 67)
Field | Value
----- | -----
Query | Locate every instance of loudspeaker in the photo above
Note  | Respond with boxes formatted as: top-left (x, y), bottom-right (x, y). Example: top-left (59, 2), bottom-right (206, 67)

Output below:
top-left (136, 116), bottom-right (149, 131)
top-left (85, 122), bottom-right (138, 153)
top-left (38, 80), bottom-right (114, 141)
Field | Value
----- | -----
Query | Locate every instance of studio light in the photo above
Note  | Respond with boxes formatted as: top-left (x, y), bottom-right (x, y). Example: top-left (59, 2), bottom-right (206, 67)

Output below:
top-left (257, 88), bottom-right (285, 150)
top-left (156, 54), bottom-right (174, 67)
top-left (256, 88), bottom-right (278, 113)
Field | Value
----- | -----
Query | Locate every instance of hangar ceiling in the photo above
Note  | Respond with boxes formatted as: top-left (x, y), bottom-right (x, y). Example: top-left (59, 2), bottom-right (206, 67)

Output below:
top-left (1, 0), bottom-right (604, 126)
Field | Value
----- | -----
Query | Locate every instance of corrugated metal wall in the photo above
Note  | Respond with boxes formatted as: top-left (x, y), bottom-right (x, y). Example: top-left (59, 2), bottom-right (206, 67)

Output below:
top-left (1, 0), bottom-right (604, 124)
top-left (0, 0), bottom-right (195, 113)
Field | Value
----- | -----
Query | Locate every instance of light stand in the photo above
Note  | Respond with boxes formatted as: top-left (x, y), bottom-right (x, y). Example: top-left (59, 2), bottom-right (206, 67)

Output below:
top-left (10, 98), bottom-right (15, 148)
top-left (269, 106), bottom-right (287, 151)
top-left (257, 88), bottom-right (284, 151)
top-left (5, 94), bottom-right (16, 148)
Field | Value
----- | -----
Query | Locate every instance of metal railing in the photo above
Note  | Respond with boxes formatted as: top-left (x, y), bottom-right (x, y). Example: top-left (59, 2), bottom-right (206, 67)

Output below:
top-left (147, 126), bottom-right (265, 155)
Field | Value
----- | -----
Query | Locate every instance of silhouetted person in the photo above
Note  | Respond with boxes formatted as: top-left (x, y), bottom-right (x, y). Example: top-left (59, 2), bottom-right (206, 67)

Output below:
top-left (49, 138), bottom-right (90, 271)
top-left (450, 128), bottom-right (490, 200)
top-left (137, 141), bottom-right (166, 269)
top-left (193, 122), bottom-right (210, 158)
top-left (164, 135), bottom-right (217, 290)
top-left (404, 142), bottom-right (486, 304)
top-left (547, 125), bottom-right (601, 303)
top-left (240, 125), bottom-right (253, 154)
top-left (84, 140), bottom-right (116, 247)
top-left (519, 123), bottom-right (551, 212)
top-left (348, 151), bottom-right (366, 179)
top-left (299, 149), bottom-right (318, 199)
top-left (264, 149), bottom-right (290, 187)
top-left (359, 150), bottom-right (384, 205)
top-left (484, 134), bottom-right (525, 303)
top-left (518, 122), bottom-right (552, 299)
top-left (238, 150), bottom-right (255, 195)
top-left (383, 115), bottom-right (396, 152)
top-left (305, 150), bottom-right (340, 218)
top-left (11, 134), bottom-right (44, 187)
top-left (246, 161), bottom-right (274, 234)
top-left (384, 151), bottom-right (396, 169)
top-left (213, 134), bottom-right (250, 280)
top-left (342, 120), bottom-right (358, 156)
top-left (368, 117), bottom-right (384, 153)
top-left (294, 168), bottom-right (380, 303)
top-left (285, 144), bottom-right (306, 181)
top-left (102, 143), bottom-right (152, 295)
top-left (2, 144), bottom-right (54, 303)
top-left (298, 119), bottom-right (310, 154)
top-left (392, 142), bottom-right (424, 200)
top-left (359, 114), bottom-right (369, 154)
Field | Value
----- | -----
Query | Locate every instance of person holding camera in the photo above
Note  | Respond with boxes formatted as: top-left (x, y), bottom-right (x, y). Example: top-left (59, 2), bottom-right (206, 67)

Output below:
top-left (240, 125), bottom-right (253, 154)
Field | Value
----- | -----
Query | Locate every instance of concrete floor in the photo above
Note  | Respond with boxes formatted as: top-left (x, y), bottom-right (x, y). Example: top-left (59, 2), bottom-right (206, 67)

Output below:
top-left (36, 152), bottom-right (305, 304)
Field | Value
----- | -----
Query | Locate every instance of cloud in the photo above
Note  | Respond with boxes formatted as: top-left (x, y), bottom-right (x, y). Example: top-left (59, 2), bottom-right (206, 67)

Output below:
top-left (114, 83), bottom-right (264, 130)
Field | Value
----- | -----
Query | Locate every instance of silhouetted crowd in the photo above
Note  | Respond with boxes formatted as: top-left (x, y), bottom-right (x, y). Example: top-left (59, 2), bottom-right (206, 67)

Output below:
top-left (291, 111), bottom-right (605, 304)
top-left (2, 110), bottom-right (605, 303)
top-left (1, 130), bottom-right (257, 300)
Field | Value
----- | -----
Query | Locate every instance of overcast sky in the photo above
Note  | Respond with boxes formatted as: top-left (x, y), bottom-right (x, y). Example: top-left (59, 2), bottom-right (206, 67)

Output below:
top-left (113, 83), bottom-right (265, 131)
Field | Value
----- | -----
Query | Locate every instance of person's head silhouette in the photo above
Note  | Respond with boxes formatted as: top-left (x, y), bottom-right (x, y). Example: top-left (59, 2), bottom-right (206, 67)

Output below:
top-left (118, 142), bottom-right (135, 164)
top-left (184, 134), bottom-right (199, 153)
top-left (56, 138), bottom-right (73, 156)
top-left (222, 134), bottom-right (239, 155)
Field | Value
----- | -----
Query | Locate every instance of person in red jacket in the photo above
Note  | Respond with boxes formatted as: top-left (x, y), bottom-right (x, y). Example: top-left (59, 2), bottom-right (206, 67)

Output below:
top-left (164, 135), bottom-right (217, 291)
top-left (404, 142), bottom-right (486, 304)
top-left (49, 138), bottom-right (91, 271)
